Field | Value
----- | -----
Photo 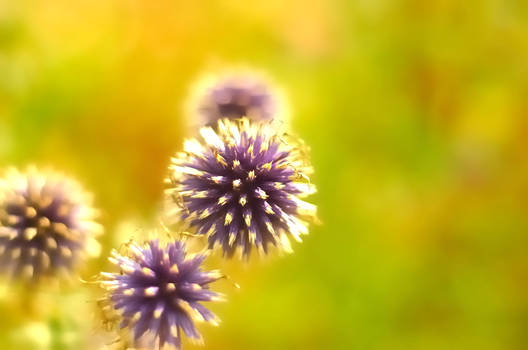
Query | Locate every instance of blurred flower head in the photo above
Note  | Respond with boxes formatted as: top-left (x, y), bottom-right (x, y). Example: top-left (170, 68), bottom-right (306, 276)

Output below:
top-left (0, 166), bottom-right (102, 283)
top-left (187, 69), bottom-right (288, 130)
top-left (166, 118), bottom-right (317, 258)
top-left (99, 239), bottom-right (223, 349)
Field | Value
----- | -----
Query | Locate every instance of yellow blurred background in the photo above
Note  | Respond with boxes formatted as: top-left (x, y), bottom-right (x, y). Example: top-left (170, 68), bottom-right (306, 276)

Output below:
top-left (1, 0), bottom-right (528, 349)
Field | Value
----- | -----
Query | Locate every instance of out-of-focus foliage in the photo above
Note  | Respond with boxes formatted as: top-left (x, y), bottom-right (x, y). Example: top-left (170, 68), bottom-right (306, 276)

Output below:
top-left (1, 0), bottom-right (528, 349)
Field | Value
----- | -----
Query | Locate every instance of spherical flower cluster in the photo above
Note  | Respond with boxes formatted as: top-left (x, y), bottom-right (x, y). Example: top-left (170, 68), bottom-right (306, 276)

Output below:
top-left (166, 118), bottom-right (317, 258)
top-left (0, 166), bottom-right (102, 282)
top-left (188, 72), bottom-right (285, 129)
top-left (100, 239), bottom-right (223, 349)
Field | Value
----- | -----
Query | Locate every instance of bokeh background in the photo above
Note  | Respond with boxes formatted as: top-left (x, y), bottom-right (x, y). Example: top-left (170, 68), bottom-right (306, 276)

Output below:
top-left (1, 0), bottom-right (528, 349)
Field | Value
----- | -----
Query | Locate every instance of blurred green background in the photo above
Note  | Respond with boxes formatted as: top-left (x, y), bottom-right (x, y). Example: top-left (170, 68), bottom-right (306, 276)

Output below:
top-left (2, 0), bottom-right (528, 349)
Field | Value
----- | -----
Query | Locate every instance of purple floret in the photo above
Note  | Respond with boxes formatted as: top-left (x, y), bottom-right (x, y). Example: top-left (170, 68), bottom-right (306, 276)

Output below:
top-left (101, 239), bottom-right (222, 349)
top-left (167, 118), bottom-right (316, 258)
top-left (0, 167), bottom-right (102, 282)
top-left (195, 74), bottom-right (278, 127)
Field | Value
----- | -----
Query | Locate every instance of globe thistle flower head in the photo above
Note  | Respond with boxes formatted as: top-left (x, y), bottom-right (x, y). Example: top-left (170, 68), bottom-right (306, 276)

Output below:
top-left (166, 118), bottom-right (317, 258)
top-left (188, 71), bottom-right (288, 130)
top-left (0, 166), bottom-right (102, 283)
top-left (100, 239), bottom-right (223, 350)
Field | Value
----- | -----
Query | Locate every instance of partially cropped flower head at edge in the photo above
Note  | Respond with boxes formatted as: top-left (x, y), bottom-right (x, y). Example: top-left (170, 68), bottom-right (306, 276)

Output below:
top-left (187, 70), bottom-right (288, 130)
top-left (165, 118), bottom-right (317, 258)
top-left (99, 239), bottom-right (223, 350)
top-left (0, 166), bottom-right (102, 283)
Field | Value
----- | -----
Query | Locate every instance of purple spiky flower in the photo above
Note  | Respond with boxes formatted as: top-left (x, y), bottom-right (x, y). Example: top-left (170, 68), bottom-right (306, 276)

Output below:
top-left (0, 166), bottom-right (102, 282)
top-left (166, 118), bottom-right (317, 258)
top-left (189, 72), bottom-right (285, 129)
top-left (100, 239), bottom-right (223, 349)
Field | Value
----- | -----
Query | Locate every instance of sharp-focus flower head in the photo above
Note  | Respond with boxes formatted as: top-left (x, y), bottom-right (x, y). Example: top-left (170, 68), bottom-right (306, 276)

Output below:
top-left (100, 239), bottom-right (223, 350)
top-left (187, 70), bottom-right (287, 130)
top-left (0, 166), bottom-right (102, 282)
top-left (166, 118), bottom-right (317, 258)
